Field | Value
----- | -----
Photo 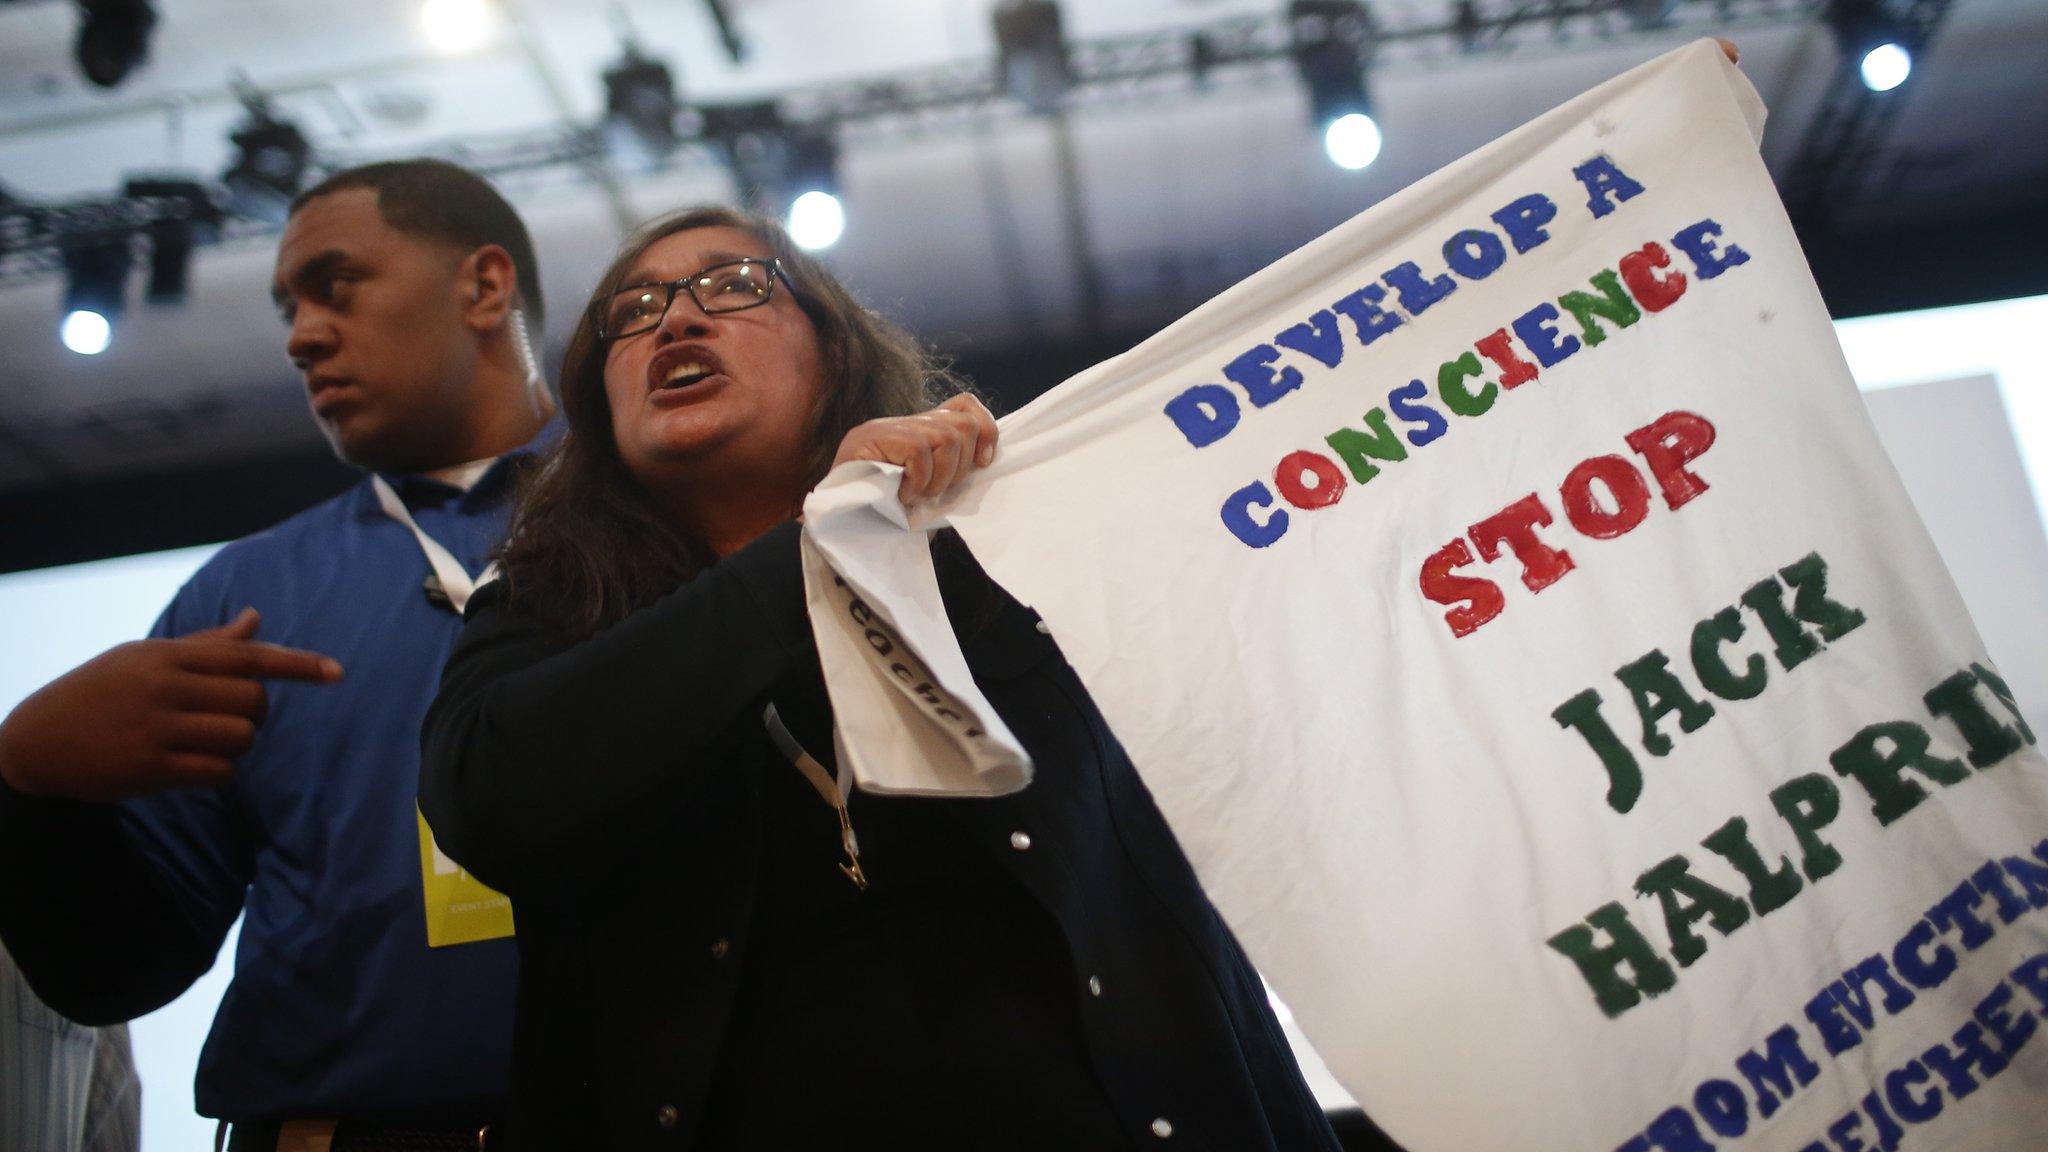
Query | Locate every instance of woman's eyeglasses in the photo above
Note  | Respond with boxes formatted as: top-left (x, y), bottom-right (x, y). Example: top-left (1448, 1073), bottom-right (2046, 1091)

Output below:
top-left (596, 258), bottom-right (784, 341)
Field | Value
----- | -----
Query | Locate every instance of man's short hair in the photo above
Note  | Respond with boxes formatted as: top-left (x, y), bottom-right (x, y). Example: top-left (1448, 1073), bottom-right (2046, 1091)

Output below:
top-left (293, 159), bottom-right (544, 326)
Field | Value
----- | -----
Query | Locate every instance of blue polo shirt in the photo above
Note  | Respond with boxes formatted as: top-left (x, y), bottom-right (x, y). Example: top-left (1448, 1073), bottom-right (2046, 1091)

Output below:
top-left (115, 436), bottom-right (548, 1121)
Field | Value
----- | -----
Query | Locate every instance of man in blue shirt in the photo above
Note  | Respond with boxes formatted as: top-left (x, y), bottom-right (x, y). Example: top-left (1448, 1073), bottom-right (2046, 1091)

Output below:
top-left (0, 159), bottom-right (556, 1149)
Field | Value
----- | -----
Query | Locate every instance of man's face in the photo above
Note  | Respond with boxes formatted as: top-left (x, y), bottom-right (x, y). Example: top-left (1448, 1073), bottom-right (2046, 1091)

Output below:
top-left (600, 225), bottom-right (827, 496)
top-left (272, 188), bottom-right (480, 473)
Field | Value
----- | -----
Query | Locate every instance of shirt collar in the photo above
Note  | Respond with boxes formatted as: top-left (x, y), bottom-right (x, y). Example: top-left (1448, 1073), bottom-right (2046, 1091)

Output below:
top-left (379, 415), bottom-right (565, 509)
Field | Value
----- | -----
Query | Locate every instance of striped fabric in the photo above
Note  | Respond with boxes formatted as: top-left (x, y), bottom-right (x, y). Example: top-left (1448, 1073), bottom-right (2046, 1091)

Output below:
top-left (2, 943), bottom-right (137, 1152)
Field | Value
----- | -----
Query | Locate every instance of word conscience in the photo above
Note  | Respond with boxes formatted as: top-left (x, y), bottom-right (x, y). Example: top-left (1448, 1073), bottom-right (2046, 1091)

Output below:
top-left (1157, 154), bottom-right (1754, 551)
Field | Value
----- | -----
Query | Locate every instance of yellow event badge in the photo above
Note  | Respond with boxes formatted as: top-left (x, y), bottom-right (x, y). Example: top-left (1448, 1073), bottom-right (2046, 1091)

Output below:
top-left (416, 808), bottom-right (515, 947)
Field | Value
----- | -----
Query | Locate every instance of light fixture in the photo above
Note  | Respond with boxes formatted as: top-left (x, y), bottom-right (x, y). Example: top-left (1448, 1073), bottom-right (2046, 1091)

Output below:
top-left (420, 0), bottom-right (496, 55)
top-left (1323, 111), bottom-right (1382, 170)
top-left (61, 309), bottom-right (112, 356)
top-left (1827, 0), bottom-right (1915, 94)
top-left (61, 240), bottom-right (131, 356)
top-left (1858, 42), bottom-right (1912, 91)
top-left (221, 95), bottom-right (313, 224)
top-left (1289, 1), bottom-right (1380, 171)
top-left (702, 102), bottom-right (844, 247)
top-left (125, 178), bottom-right (221, 305)
top-left (75, 0), bottom-right (157, 89)
top-left (781, 128), bottom-right (843, 250)
top-left (602, 41), bottom-right (682, 162)
top-left (787, 190), bottom-right (845, 251)
top-left (993, 0), bottom-right (1071, 114)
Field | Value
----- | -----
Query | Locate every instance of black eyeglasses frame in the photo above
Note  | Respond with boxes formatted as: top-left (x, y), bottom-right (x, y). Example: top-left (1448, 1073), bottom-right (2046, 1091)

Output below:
top-left (595, 257), bottom-right (789, 342)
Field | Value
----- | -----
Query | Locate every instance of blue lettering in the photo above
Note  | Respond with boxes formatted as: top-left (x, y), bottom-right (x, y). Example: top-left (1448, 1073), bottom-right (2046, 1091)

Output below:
top-left (1883, 1062), bottom-right (1942, 1124)
top-left (1274, 309), bottom-right (1347, 369)
top-left (1164, 384), bottom-right (1241, 448)
top-left (1734, 1025), bottom-right (1820, 1119)
top-left (1672, 219), bottom-right (1751, 280)
top-left (1443, 228), bottom-right (1508, 280)
top-left (1574, 155), bottom-right (1647, 219)
top-left (1331, 283), bottom-right (1404, 347)
top-left (1381, 260), bottom-right (1457, 316)
top-left (1513, 302), bottom-right (1580, 368)
top-left (1220, 482), bottom-right (1288, 548)
top-left (1693, 1079), bottom-right (1748, 1138)
top-left (1804, 986), bottom-right (1863, 1055)
top-left (1387, 380), bottom-right (1447, 447)
top-left (1892, 919), bottom-right (1957, 990)
top-left (1223, 344), bottom-right (1301, 408)
top-left (1490, 193), bottom-right (1557, 253)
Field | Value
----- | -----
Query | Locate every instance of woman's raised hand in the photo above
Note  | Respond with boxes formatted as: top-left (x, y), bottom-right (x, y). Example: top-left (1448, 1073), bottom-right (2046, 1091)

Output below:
top-left (830, 393), bottom-right (1001, 506)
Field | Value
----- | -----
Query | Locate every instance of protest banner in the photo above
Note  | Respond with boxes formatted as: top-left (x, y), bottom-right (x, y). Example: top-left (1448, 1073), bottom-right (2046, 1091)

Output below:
top-left (801, 39), bottom-right (2048, 1149)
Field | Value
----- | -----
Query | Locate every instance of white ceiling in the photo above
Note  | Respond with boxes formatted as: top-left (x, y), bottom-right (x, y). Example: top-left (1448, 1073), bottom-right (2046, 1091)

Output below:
top-left (1, 0), bottom-right (2043, 493)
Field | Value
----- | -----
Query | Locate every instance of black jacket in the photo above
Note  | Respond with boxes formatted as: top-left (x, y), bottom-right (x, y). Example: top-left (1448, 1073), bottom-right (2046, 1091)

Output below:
top-left (420, 523), bottom-right (1345, 1151)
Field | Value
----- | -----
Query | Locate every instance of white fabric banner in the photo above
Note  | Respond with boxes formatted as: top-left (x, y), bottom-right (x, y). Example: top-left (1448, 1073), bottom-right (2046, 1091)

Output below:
top-left (801, 40), bottom-right (2048, 1151)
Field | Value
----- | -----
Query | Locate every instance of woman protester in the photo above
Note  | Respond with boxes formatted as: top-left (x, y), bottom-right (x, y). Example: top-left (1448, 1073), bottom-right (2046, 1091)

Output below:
top-left (419, 206), bottom-right (1354, 1150)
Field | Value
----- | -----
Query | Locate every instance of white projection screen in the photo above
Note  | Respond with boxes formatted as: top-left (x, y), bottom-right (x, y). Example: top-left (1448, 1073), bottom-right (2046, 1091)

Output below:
top-left (1, 294), bottom-right (2044, 1147)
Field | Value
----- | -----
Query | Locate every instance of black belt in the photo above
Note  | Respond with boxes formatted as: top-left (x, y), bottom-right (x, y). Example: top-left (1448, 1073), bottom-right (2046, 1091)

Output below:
top-left (220, 1119), bottom-right (491, 1152)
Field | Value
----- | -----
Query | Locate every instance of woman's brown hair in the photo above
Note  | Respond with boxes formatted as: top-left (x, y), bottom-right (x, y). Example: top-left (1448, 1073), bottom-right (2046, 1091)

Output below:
top-left (497, 205), bottom-right (972, 642)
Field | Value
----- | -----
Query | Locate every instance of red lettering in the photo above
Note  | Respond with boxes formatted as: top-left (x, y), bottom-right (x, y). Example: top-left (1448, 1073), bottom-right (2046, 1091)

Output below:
top-left (1618, 242), bottom-right (1688, 312)
top-left (1625, 411), bottom-right (1718, 510)
top-left (1470, 493), bottom-right (1576, 593)
top-left (1420, 539), bottom-right (1506, 637)
top-left (1273, 449), bottom-right (1347, 510)
top-left (1474, 328), bottom-right (1540, 390)
top-left (1560, 454), bottom-right (1653, 539)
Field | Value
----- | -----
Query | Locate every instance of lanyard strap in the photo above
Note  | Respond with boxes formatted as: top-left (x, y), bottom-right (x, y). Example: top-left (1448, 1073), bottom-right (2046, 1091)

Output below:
top-left (370, 475), bottom-right (500, 614)
top-left (763, 703), bottom-right (868, 891)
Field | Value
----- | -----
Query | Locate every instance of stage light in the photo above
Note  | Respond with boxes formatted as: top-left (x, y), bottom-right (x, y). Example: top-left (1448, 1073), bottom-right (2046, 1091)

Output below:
top-left (993, 0), bottom-right (1071, 114)
top-left (61, 310), bottom-right (112, 356)
top-left (787, 191), bottom-right (845, 251)
top-left (1828, 0), bottom-right (1915, 94)
top-left (222, 103), bottom-right (313, 224)
top-left (602, 42), bottom-right (681, 160)
top-left (75, 0), bottom-right (157, 89)
top-left (421, 0), bottom-right (495, 54)
top-left (124, 178), bottom-right (221, 305)
top-left (1859, 42), bottom-right (1912, 91)
top-left (1323, 111), bottom-right (1382, 170)
top-left (1289, 1), bottom-right (1379, 171)
top-left (61, 241), bottom-right (131, 355)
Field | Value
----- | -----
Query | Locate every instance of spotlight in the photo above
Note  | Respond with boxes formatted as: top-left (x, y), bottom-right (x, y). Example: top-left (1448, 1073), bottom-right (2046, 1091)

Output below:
top-left (61, 240), bottom-right (131, 356)
top-left (1859, 42), bottom-right (1912, 91)
top-left (221, 101), bottom-right (313, 224)
top-left (993, 0), bottom-right (1071, 114)
top-left (602, 42), bottom-right (681, 161)
top-left (1827, 0), bottom-right (1915, 93)
top-left (1323, 112), bottom-right (1382, 170)
top-left (61, 309), bottom-right (112, 356)
top-left (777, 126), bottom-right (843, 249)
top-left (787, 191), bottom-right (845, 251)
top-left (1289, 1), bottom-right (1380, 171)
top-left (75, 0), bottom-right (157, 89)
top-left (420, 0), bottom-right (496, 54)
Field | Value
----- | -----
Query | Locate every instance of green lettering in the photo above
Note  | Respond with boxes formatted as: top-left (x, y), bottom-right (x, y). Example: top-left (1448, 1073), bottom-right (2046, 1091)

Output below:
top-left (1701, 816), bottom-right (1803, 916)
top-left (1323, 408), bottom-right (1409, 484)
top-left (1829, 720), bottom-right (1969, 826)
top-left (1616, 648), bottom-right (1716, 757)
top-left (1558, 269), bottom-right (1642, 347)
top-left (1691, 605), bottom-right (1768, 700)
top-left (1548, 901), bottom-right (1678, 1017)
top-left (1436, 351), bottom-right (1495, 417)
top-left (1636, 854), bottom-right (1752, 967)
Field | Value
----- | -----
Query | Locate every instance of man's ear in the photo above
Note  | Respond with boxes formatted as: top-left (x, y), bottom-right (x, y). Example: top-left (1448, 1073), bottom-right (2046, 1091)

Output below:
top-left (461, 244), bottom-right (520, 332)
